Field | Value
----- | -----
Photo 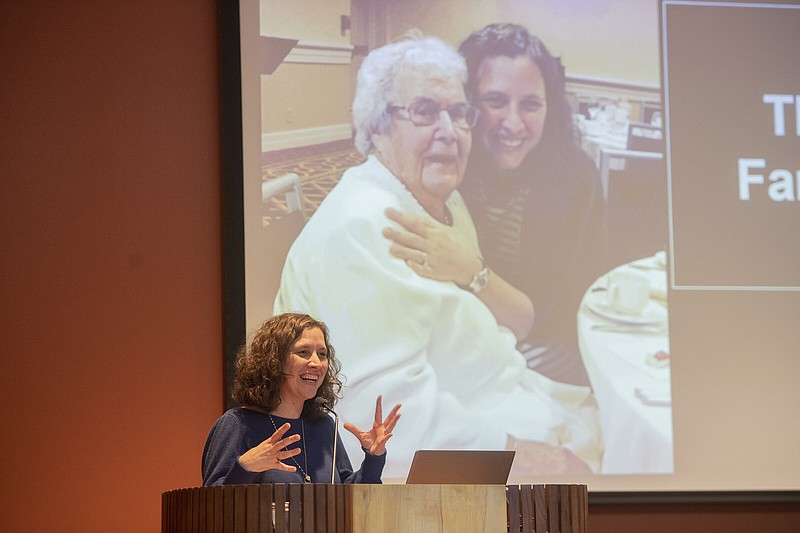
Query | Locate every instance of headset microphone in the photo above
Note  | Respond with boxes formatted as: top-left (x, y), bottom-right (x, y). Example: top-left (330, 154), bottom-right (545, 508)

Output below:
top-left (314, 397), bottom-right (339, 484)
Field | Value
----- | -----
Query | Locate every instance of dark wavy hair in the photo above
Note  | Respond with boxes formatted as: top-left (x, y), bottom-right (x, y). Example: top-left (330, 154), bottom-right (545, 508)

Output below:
top-left (458, 23), bottom-right (579, 152)
top-left (231, 313), bottom-right (342, 417)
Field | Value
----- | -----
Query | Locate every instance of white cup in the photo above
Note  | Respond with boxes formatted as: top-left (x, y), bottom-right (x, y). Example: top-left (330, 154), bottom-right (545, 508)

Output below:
top-left (607, 271), bottom-right (650, 315)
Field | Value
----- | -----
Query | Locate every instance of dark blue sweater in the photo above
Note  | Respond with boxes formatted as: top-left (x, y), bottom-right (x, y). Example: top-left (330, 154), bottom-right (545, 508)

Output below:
top-left (201, 408), bottom-right (385, 486)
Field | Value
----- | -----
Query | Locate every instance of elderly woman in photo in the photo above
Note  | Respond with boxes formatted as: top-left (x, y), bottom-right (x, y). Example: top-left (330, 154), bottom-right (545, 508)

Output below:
top-left (275, 34), bottom-right (600, 479)
top-left (202, 313), bottom-right (401, 486)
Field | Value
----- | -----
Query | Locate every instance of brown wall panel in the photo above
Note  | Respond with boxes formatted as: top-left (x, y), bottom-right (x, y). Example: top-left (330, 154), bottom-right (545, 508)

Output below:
top-left (0, 2), bottom-right (222, 531)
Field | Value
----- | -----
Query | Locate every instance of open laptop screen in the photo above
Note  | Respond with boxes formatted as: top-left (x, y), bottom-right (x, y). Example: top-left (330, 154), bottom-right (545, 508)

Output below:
top-left (405, 450), bottom-right (515, 485)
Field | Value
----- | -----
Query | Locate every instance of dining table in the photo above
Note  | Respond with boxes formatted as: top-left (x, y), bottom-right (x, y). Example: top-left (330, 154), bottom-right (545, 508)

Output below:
top-left (577, 252), bottom-right (673, 474)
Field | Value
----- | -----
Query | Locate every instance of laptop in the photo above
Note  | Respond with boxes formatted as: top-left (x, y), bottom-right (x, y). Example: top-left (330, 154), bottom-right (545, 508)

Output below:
top-left (405, 450), bottom-right (515, 485)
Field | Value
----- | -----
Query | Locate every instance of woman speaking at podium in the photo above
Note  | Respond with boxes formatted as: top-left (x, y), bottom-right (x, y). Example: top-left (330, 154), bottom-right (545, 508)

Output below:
top-left (202, 313), bottom-right (401, 486)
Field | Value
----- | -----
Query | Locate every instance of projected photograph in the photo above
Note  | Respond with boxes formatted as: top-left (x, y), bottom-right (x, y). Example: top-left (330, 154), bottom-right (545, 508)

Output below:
top-left (238, 0), bottom-right (672, 481)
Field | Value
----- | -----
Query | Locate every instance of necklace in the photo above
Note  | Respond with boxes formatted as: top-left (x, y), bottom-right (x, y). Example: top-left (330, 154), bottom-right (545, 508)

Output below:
top-left (268, 414), bottom-right (311, 483)
top-left (442, 205), bottom-right (453, 226)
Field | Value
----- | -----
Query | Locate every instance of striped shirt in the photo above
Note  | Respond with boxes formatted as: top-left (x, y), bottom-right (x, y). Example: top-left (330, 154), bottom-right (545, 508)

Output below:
top-left (476, 185), bottom-right (530, 276)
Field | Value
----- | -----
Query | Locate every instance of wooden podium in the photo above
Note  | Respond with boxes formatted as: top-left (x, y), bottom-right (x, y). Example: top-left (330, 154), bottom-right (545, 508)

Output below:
top-left (162, 483), bottom-right (587, 533)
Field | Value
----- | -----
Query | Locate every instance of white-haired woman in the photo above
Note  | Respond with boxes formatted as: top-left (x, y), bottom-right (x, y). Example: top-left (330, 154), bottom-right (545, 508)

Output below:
top-left (275, 34), bottom-right (600, 479)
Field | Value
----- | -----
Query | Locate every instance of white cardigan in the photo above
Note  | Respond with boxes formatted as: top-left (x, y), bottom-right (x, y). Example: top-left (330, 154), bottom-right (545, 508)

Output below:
top-left (275, 155), bottom-right (600, 478)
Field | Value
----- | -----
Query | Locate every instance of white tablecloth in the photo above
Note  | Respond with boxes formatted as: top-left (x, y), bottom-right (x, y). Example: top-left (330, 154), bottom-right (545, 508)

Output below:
top-left (578, 254), bottom-right (674, 474)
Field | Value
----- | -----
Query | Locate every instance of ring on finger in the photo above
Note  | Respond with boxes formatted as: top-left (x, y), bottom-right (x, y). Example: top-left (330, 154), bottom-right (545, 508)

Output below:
top-left (420, 252), bottom-right (431, 269)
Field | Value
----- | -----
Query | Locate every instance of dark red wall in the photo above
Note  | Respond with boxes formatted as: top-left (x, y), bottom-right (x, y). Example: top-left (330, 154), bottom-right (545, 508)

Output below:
top-left (0, 1), bottom-right (797, 531)
top-left (591, 500), bottom-right (799, 532)
top-left (1, 2), bottom-right (222, 531)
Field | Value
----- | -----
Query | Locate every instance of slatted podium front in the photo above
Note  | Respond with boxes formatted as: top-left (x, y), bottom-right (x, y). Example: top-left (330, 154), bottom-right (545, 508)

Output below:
top-left (162, 483), bottom-right (587, 533)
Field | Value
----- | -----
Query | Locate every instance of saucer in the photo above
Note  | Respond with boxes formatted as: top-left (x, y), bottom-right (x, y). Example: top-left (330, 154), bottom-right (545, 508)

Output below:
top-left (585, 289), bottom-right (668, 325)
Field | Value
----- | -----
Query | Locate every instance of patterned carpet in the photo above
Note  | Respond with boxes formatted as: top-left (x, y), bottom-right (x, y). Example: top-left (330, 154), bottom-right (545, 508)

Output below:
top-left (261, 143), bottom-right (365, 222)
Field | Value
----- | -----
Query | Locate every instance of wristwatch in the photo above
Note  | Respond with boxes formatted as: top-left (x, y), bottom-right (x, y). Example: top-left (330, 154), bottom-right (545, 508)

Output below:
top-left (465, 260), bottom-right (491, 294)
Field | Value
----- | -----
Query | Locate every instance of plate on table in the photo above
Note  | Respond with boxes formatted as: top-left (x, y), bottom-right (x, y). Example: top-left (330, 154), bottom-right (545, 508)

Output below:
top-left (584, 289), bottom-right (668, 326)
top-left (629, 252), bottom-right (667, 271)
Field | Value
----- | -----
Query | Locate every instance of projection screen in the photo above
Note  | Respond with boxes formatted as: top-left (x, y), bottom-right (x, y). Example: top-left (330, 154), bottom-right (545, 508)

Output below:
top-left (221, 0), bottom-right (800, 497)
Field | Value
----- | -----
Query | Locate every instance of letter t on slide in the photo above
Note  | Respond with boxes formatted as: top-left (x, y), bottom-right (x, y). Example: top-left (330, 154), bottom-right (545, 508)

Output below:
top-left (762, 94), bottom-right (796, 136)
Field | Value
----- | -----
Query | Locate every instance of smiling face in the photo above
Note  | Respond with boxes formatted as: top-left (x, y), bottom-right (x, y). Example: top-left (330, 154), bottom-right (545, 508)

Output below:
top-left (475, 55), bottom-right (547, 171)
top-left (372, 68), bottom-right (471, 216)
top-left (279, 327), bottom-right (329, 414)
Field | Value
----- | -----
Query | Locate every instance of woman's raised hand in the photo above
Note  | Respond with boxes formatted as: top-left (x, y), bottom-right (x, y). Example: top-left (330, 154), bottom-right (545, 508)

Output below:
top-left (343, 395), bottom-right (402, 456)
top-left (238, 422), bottom-right (302, 473)
top-left (383, 207), bottom-right (482, 286)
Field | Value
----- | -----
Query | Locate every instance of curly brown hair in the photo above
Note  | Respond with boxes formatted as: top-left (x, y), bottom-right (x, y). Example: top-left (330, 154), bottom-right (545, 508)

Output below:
top-left (231, 313), bottom-right (342, 417)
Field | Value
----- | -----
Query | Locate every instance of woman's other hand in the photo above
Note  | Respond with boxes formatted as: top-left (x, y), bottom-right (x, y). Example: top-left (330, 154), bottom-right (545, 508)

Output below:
top-left (238, 422), bottom-right (302, 473)
top-left (383, 207), bottom-right (482, 286)
top-left (343, 395), bottom-right (402, 456)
